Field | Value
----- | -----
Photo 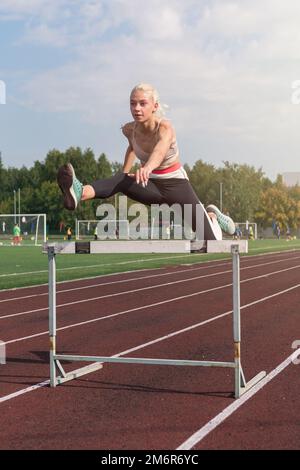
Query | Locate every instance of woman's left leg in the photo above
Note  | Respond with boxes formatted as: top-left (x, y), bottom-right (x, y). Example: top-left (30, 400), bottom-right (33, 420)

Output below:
top-left (151, 178), bottom-right (222, 240)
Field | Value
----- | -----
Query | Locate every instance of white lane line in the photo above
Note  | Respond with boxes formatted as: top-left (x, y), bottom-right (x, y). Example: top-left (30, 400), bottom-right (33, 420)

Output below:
top-left (250, 243), bottom-right (300, 252)
top-left (0, 284), bottom-right (300, 403)
top-left (0, 253), bottom-right (204, 278)
top-left (4, 283), bottom-right (234, 345)
top-left (0, 312), bottom-right (231, 404)
top-left (0, 267), bottom-right (155, 292)
top-left (4, 281), bottom-right (300, 347)
top-left (2, 261), bottom-right (300, 321)
top-left (0, 247), bottom-right (298, 295)
top-left (2, 252), bottom-right (300, 305)
top-left (1, 285), bottom-right (300, 405)
top-left (0, 270), bottom-right (233, 320)
top-left (0, 380), bottom-right (50, 404)
top-left (177, 348), bottom-right (300, 450)
top-left (0, 262), bottom-right (232, 303)
top-left (1, 245), bottom-right (299, 288)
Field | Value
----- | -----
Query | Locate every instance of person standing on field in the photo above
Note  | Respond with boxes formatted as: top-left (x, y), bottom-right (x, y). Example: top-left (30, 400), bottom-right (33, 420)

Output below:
top-left (13, 223), bottom-right (21, 245)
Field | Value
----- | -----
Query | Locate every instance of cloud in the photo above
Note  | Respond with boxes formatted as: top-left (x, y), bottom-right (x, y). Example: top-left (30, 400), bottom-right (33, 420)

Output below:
top-left (0, 0), bottom-right (65, 21)
top-left (21, 23), bottom-right (68, 47)
top-left (18, 2), bottom-right (299, 132)
top-left (2, 0), bottom-right (300, 177)
top-left (133, 5), bottom-right (183, 40)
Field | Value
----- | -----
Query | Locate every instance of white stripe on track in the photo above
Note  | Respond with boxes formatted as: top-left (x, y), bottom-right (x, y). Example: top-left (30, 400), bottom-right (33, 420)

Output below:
top-left (2, 253), bottom-right (300, 305)
top-left (4, 281), bottom-right (300, 347)
top-left (0, 267), bottom-right (154, 292)
top-left (1, 245), bottom-right (299, 288)
top-left (0, 269), bottom-right (233, 319)
top-left (176, 348), bottom-right (300, 450)
top-left (0, 253), bottom-right (204, 278)
top-left (0, 262), bottom-right (232, 303)
top-left (2, 261), bottom-right (300, 321)
top-left (1, 247), bottom-right (298, 294)
top-left (0, 284), bottom-right (300, 406)
top-left (250, 243), bottom-right (300, 252)
top-left (0, 380), bottom-right (50, 404)
top-left (1, 284), bottom-right (300, 405)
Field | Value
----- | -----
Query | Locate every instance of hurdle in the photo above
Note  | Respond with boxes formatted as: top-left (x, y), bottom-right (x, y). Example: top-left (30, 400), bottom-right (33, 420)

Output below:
top-left (0, 341), bottom-right (6, 365)
top-left (45, 240), bottom-right (266, 398)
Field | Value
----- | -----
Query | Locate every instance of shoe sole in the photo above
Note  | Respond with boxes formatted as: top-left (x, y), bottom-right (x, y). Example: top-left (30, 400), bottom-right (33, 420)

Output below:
top-left (206, 204), bottom-right (235, 235)
top-left (194, 202), bottom-right (222, 240)
top-left (57, 164), bottom-right (77, 210)
top-left (204, 208), bottom-right (222, 240)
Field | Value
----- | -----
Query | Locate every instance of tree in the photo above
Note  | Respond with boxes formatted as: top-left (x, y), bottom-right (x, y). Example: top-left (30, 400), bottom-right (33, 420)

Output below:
top-left (288, 184), bottom-right (300, 202)
top-left (185, 160), bottom-right (269, 222)
top-left (256, 186), bottom-right (300, 230)
top-left (217, 162), bottom-right (267, 222)
top-left (97, 153), bottom-right (113, 179)
top-left (35, 181), bottom-right (64, 229)
top-left (185, 160), bottom-right (218, 207)
top-left (0, 155), bottom-right (4, 197)
top-left (43, 149), bottom-right (66, 182)
top-left (111, 161), bottom-right (123, 174)
top-left (2, 147), bottom-right (300, 236)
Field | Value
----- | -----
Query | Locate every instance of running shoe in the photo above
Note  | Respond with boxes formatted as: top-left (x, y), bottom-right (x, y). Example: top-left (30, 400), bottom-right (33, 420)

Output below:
top-left (206, 204), bottom-right (235, 235)
top-left (57, 163), bottom-right (83, 210)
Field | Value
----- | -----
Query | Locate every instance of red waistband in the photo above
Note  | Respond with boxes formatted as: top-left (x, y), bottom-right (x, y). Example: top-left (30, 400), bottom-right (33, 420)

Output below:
top-left (152, 162), bottom-right (181, 174)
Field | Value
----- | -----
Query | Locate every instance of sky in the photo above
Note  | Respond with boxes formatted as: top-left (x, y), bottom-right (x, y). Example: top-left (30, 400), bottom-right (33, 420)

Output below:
top-left (0, 0), bottom-right (300, 181)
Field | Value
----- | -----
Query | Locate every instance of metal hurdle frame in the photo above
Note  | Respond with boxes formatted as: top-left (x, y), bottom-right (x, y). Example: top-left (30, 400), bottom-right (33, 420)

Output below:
top-left (46, 240), bottom-right (266, 398)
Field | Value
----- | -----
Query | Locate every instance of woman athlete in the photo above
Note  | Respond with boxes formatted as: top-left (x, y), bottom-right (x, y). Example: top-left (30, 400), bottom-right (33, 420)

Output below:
top-left (57, 83), bottom-right (235, 240)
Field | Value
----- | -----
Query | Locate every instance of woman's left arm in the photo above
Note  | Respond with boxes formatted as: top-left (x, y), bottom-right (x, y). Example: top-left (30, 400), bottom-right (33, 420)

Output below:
top-left (136, 122), bottom-right (173, 185)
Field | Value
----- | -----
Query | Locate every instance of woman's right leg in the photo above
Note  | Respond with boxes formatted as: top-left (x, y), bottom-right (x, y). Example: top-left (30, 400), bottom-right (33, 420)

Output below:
top-left (90, 173), bottom-right (164, 204)
top-left (57, 163), bottom-right (164, 210)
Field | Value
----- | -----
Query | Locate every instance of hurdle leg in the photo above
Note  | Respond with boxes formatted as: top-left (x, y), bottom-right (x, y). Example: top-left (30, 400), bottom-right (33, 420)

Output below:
top-left (231, 244), bottom-right (266, 398)
top-left (232, 244), bottom-right (243, 398)
top-left (0, 341), bottom-right (6, 365)
top-left (48, 246), bottom-right (57, 387)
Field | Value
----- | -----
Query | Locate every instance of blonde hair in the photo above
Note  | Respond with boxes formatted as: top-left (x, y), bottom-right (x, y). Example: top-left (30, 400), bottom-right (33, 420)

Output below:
top-left (130, 83), bottom-right (167, 118)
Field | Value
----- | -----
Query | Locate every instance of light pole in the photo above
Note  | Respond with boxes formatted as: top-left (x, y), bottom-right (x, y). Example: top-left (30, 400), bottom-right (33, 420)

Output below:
top-left (13, 190), bottom-right (16, 223)
top-left (18, 188), bottom-right (20, 225)
top-left (219, 182), bottom-right (223, 212)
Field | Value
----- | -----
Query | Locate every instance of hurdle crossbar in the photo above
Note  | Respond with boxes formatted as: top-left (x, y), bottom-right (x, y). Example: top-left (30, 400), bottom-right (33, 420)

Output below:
top-left (46, 240), bottom-right (266, 398)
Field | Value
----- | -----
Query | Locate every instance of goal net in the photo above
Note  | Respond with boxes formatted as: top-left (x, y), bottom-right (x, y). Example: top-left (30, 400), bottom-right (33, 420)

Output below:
top-left (76, 219), bottom-right (130, 240)
top-left (0, 214), bottom-right (47, 246)
top-left (234, 222), bottom-right (257, 239)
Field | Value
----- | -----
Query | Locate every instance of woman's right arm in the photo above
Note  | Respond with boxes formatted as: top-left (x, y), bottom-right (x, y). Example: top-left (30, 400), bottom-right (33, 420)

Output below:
top-left (123, 145), bottom-right (136, 173)
top-left (122, 123), bottom-right (136, 174)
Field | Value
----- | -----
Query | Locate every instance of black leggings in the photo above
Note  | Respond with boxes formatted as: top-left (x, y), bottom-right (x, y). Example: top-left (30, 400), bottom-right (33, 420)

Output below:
top-left (91, 173), bottom-right (211, 236)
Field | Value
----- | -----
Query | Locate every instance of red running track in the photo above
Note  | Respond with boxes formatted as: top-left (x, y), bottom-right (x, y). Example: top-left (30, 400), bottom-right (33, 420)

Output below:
top-left (0, 250), bottom-right (299, 450)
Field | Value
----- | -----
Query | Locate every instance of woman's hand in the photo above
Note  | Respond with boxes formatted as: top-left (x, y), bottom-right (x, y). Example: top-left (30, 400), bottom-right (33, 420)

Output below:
top-left (135, 165), bottom-right (152, 187)
top-left (134, 122), bottom-right (174, 186)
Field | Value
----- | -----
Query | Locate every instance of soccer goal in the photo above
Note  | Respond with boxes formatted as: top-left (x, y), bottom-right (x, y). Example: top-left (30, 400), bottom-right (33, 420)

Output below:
top-left (76, 219), bottom-right (130, 240)
top-left (235, 222), bottom-right (257, 240)
top-left (0, 213), bottom-right (47, 246)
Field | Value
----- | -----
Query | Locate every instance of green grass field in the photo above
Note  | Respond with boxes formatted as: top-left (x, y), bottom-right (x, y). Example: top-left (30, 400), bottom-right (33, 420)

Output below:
top-left (1, 238), bottom-right (300, 290)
